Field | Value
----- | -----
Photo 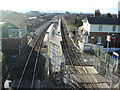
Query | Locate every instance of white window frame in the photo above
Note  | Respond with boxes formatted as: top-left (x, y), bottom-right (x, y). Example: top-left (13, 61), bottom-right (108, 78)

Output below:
top-left (8, 29), bottom-right (20, 38)
top-left (99, 25), bottom-right (103, 31)
top-left (112, 25), bottom-right (116, 31)
top-left (7, 25), bottom-right (13, 28)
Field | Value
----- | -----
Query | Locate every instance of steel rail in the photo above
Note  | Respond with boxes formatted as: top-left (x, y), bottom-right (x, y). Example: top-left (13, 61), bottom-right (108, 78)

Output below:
top-left (63, 41), bottom-right (86, 89)
top-left (61, 18), bottom-right (100, 89)
top-left (61, 21), bottom-right (86, 89)
top-left (62, 35), bottom-right (89, 89)
top-left (17, 22), bottom-right (51, 89)
top-left (71, 47), bottom-right (99, 89)
top-left (31, 36), bottom-right (42, 88)
top-left (17, 33), bottom-right (42, 89)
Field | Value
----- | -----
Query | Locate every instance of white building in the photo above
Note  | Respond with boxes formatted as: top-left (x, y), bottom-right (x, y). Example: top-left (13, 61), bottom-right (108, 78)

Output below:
top-left (79, 17), bottom-right (120, 51)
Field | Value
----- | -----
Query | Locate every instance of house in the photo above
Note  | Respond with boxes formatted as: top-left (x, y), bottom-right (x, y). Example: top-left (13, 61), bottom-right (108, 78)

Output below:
top-left (1, 11), bottom-right (28, 56)
top-left (79, 17), bottom-right (120, 46)
top-left (78, 10), bottom-right (120, 51)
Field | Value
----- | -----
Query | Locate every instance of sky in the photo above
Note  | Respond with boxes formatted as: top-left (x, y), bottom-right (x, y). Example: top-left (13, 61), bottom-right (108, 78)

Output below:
top-left (0, 0), bottom-right (120, 14)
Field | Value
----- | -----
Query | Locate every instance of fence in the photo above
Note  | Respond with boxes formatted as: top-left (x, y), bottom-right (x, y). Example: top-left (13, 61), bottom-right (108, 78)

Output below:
top-left (78, 41), bottom-right (91, 51)
top-left (91, 45), bottom-right (120, 89)
top-left (103, 48), bottom-right (120, 52)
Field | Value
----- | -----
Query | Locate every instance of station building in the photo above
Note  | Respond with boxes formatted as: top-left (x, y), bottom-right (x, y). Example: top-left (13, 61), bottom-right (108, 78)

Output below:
top-left (78, 9), bottom-right (120, 52)
top-left (1, 11), bottom-right (28, 56)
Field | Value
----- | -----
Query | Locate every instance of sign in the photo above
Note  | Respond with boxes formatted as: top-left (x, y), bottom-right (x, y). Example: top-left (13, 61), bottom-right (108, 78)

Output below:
top-left (112, 52), bottom-right (119, 61)
top-left (106, 35), bottom-right (111, 41)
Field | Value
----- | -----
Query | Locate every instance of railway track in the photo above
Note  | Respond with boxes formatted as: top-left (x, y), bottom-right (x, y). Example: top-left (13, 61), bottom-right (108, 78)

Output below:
top-left (16, 22), bottom-right (52, 89)
top-left (61, 19), bottom-right (100, 90)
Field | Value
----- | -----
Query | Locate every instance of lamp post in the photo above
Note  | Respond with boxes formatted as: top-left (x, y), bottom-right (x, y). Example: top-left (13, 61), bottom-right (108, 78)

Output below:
top-left (106, 35), bottom-right (111, 51)
top-left (105, 34), bottom-right (111, 82)
top-left (105, 35), bottom-right (111, 64)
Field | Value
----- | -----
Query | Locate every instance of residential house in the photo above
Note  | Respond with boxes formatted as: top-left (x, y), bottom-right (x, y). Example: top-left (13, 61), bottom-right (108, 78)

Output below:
top-left (78, 10), bottom-right (120, 51)
top-left (80, 17), bottom-right (120, 47)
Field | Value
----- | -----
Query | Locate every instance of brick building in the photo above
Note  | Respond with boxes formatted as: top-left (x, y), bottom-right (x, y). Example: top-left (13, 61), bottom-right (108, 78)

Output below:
top-left (79, 17), bottom-right (120, 48)
top-left (1, 11), bottom-right (28, 56)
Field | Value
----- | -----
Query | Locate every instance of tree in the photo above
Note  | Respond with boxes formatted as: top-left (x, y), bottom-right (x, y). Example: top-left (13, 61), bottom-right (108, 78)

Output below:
top-left (106, 13), bottom-right (112, 17)
top-left (74, 17), bottom-right (83, 27)
top-left (65, 11), bottom-right (70, 14)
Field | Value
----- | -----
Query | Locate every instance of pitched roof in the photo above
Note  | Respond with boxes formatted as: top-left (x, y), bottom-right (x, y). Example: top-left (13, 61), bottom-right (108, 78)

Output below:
top-left (87, 17), bottom-right (120, 25)
top-left (2, 10), bottom-right (27, 30)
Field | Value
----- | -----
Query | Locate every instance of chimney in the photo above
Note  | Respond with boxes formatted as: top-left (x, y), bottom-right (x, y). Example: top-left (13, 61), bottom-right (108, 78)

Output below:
top-left (118, 1), bottom-right (120, 18)
top-left (94, 9), bottom-right (101, 17)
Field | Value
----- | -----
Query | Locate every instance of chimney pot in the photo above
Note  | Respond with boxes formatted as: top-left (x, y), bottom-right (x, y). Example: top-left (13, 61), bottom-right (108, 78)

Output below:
top-left (94, 9), bottom-right (101, 17)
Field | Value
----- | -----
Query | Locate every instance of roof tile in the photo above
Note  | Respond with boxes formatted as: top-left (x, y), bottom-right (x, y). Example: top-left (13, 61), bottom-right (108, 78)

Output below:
top-left (87, 17), bottom-right (120, 25)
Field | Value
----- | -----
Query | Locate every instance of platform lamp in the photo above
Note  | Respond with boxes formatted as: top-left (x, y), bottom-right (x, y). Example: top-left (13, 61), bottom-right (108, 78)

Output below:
top-left (105, 34), bottom-right (111, 82)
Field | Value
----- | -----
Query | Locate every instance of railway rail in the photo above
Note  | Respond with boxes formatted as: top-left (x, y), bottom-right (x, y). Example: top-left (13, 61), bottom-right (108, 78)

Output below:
top-left (3, 21), bottom-right (52, 89)
top-left (61, 19), bottom-right (100, 90)
top-left (16, 22), bottom-right (51, 89)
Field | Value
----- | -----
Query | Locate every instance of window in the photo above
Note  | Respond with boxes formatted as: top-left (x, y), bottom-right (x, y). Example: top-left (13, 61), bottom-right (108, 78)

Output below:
top-left (112, 25), bottom-right (116, 31)
top-left (7, 25), bottom-right (13, 28)
top-left (97, 37), bottom-right (102, 44)
top-left (9, 29), bottom-right (19, 38)
top-left (99, 25), bottom-right (103, 31)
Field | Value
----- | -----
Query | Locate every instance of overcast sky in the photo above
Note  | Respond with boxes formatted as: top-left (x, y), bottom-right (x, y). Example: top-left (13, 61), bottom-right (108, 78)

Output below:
top-left (1, 0), bottom-right (120, 13)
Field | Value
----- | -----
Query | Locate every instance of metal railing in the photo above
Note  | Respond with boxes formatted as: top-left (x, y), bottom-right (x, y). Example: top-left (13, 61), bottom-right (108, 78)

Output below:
top-left (91, 44), bottom-right (120, 89)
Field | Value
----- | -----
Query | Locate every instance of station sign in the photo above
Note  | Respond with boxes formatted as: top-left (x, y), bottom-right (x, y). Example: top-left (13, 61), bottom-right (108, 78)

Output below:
top-left (112, 52), bottom-right (119, 61)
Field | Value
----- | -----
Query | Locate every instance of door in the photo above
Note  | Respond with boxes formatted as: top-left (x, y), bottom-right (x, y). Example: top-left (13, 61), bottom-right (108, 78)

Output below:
top-left (97, 37), bottom-right (102, 45)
